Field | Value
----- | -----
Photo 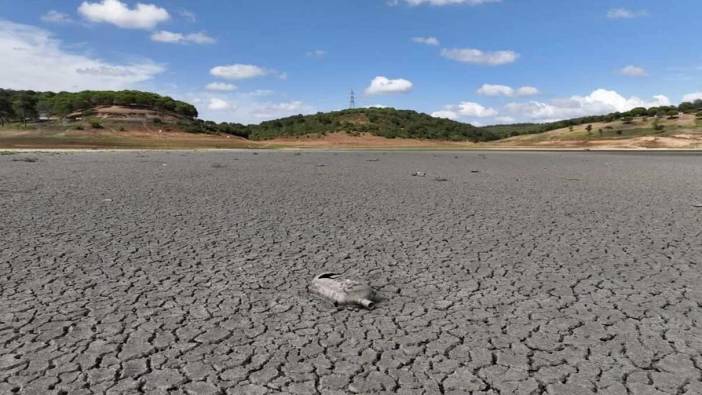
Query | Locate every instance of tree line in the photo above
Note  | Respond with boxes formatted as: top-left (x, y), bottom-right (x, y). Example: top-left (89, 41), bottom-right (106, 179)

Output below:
top-left (482, 100), bottom-right (702, 138)
top-left (0, 89), bottom-right (198, 125)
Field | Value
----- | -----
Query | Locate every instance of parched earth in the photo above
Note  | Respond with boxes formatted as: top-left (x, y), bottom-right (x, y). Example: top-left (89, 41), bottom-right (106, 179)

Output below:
top-left (1, 151), bottom-right (701, 395)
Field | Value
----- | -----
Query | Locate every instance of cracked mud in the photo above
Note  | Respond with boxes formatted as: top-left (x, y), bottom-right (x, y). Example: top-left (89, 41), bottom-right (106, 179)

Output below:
top-left (1, 151), bottom-right (701, 394)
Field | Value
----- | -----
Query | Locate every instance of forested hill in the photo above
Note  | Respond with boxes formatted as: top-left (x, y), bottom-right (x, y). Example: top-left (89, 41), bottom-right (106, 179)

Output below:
top-left (246, 108), bottom-right (497, 142)
top-left (0, 89), bottom-right (198, 122)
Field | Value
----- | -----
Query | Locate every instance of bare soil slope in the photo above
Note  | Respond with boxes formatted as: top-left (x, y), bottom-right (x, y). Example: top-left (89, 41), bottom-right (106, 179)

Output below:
top-left (496, 113), bottom-right (702, 149)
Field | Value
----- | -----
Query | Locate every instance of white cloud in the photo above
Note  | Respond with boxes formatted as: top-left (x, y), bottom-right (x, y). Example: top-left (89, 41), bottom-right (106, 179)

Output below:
top-left (454, 101), bottom-right (498, 117)
top-left (431, 110), bottom-right (459, 120)
top-left (607, 8), bottom-right (648, 19)
top-left (78, 0), bottom-right (169, 30)
top-left (206, 82), bottom-right (237, 92)
top-left (515, 86), bottom-right (540, 97)
top-left (41, 11), bottom-right (73, 24)
top-left (412, 36), bottom-right (440, 46)
top-left (682, 92), bottom-right (702, 102)
top-left (477, 84), bottom-right (512, 96)
top-left (210, 64), bottom-right (270, 80)
top-left (175, 89), bottom-right (314, 124)
top-left (0, 20), bottom-right (163, 91)
top-left (506, 89), bottom-right (670, 122)
top-left (403, 0), bottom-right (500, 6)
top-left (251, 101), bottom-right (311, 119)
top-left (477, 84), bottom-right (539, 97)
top-left (208, 98), bottom-right (233, 111)
top-left (365, 76), bottom-right (414, 95)
top-left (494, 116), bottom-right (515, 124)
top-left (151, 31), bottom-right (215, 44)
top-left (441, 48), bottom-right (518, 66)
top-left (434, 101), bottom-right (497, 119)
top-left (306, 49), bottom-right (327, 58)
top-left (619, 65), bottom-right (647, 77)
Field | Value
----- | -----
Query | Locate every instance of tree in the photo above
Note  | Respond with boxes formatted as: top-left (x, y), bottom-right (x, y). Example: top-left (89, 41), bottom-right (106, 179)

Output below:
top-left (586, 124), bottom-right (593, 135)
top-left (0, 96), bottom-right (12, 126)
top-left (12, 94), bottom-right (38, 126)
top-left (630, 107), bottom-right (647, 117)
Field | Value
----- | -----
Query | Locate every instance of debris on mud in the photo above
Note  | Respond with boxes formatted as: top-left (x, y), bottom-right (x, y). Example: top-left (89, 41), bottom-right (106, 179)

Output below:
top-left (310, 273), bottom-right (376, 309)
top-left (470, 170), bottom-right (480, 173)
top-left (693, 204), bottom-right (702, 208)
top-left (412, 172), bottom-right (426, 177)
top-left (12, 157), bottom-right (39, 163)
top-left (366, 158), bottom-right (380, 162)
top-left (434, 177), bottom-right (449, 182)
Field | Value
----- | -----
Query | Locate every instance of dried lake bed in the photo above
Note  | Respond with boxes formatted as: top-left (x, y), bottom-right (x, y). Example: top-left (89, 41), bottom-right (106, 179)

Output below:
top-left (1, 151), bottom-right (701, 394)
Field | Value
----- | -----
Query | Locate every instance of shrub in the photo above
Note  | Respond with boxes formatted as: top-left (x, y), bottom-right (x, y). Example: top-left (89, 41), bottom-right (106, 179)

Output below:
top-left (91, 121), bottom-right (103, 129)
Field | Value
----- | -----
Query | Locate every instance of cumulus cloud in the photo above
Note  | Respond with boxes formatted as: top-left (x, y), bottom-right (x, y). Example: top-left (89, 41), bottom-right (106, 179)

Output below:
top-left (477, 84), bottom-right (539, 97)
top-left (250, 101), bottom-right (311, 119)
top-left (619, 65), bottom-right (647, 77)
top-left (206, 82), bottom-right (237, 92)
top-left (365, 76), bottom-right (414, 95)
top-left (78, 0), bottom-right (169, 29)
top-left (506, 89), bottom-right (670, 122)
top-left (175, 89), bottom-right (314, 124)
top-left (432, 101), bottom-right (497, 120)
top-left (607, 8), bottom-right (648, 19)
top-left (0, 20), bottom-right (163, 91)
top-left (441, 48), bottom-right (518, 66)
top-left (210, 64), bottom-right (270, 80)
top-left (412, 36), bottom-right (440, 46)
top-left (208, 98), bottom-right (233, 111)
top-left (151, 31), bottom-right (215, 44)
top-left (494, 116), bottom-right (516, 124)
top-left (682, 92), bottom-right (702, 102)
top-left (431, 110), bottom-right (459, 120)
top-left (403, 0), bottom-right (500, 6)
top-left (41, 11), bottom-right (73, 24)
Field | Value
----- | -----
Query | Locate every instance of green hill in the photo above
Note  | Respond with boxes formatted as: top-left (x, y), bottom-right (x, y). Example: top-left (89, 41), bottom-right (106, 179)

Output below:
top-left (249, 108), bottom-right (496, 142)
top-left (480, 100), bottom-right (702, 139)
top-left (4, 88), bottom-right (702, 146)
top-left (0, 89), bottom-right (198, 125)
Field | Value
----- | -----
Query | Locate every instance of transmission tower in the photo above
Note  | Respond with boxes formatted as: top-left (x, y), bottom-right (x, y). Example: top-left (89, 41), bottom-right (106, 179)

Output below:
top-left (349, 90), bottom-right (356, 109)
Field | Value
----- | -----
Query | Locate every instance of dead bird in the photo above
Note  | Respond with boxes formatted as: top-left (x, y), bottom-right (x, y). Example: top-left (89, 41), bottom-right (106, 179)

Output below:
top-left (310, 273), bottom-right (376, 309)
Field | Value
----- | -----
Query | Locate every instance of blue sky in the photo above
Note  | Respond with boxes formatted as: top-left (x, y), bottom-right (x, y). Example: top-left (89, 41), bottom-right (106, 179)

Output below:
top-left (1, 0), bottom-right (701, 124)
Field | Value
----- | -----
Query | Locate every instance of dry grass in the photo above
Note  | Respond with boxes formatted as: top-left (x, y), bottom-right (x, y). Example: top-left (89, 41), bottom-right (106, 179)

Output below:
top-left (0, 129), bottom-right (255, 149)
